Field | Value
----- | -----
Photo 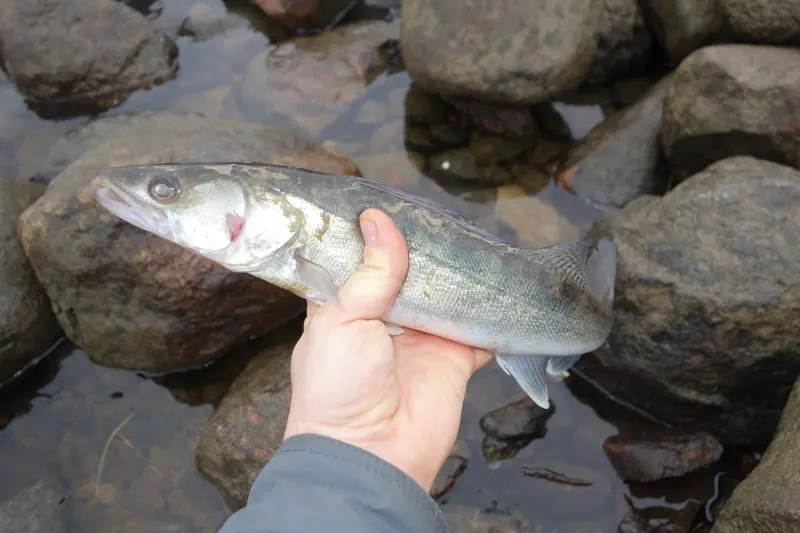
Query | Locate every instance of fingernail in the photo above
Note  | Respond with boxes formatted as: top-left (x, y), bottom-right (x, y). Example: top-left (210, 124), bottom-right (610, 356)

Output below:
top-left (360, 218), bottom-right (378, 245)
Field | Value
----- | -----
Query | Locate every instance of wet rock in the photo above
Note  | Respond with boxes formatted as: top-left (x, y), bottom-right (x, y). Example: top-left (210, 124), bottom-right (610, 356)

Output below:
top-left (17, 114), bottom-right (360, 373)
top-left (531, 104), bottom-right (573, 142)
top-left (401, 0), bottom-right (603, 105)
top-left (0, 481), bottom-right (64, 533)
top-left (619, 501), bottom-right (702, 533)
top-left (557, 74), bottom-right (671, 212)
top-left (0, 180), bottom-right (61, 385)
top-left (639, 0), bottom-right (722, 64)
top-left (584, 0), bottom-right (654, 88)
top-left (253, 0), bottom-right (358, 30)
top-left (661, 45), bottom-right (800, 183)
top-left (404, 84), bottom-right (450, 125)
top-left (603, 431), bottom-right (723, 482)
top-left (578, 156), bottom-right (800, 448)
top-left (712, 378), bottom-right (800, 533)
top-left (430, 454), bottom-right (468, 499)
top-left (444, 99), bottom-right (539, 138)
top-left (0, 0), bottom-right (177, 117)
top-left (493, 185), bottom-right (581, 247)
top-left (195, 324), bottom-right (297, 510)
top-left (718, 0), bottom-right (800, 45)
top-left (443, 504), bottom-right (528, 533)
top-left (239, 19), bottom-right (399, 137)
top-left (479, 396), bottom-right (554, 461)
top-left (469, 133), bottom-right (535, 166)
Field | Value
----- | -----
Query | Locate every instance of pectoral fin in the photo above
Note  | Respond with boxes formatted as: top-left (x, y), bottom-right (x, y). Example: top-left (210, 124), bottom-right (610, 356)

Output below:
top-left (296, 255), bottom-right (341, 307)
top-left (546, 354), bottom-right (583, 380)
top-left (384, 323), bottom-right (405, 335)
top-left (495, 354), bottom-right (551, 409)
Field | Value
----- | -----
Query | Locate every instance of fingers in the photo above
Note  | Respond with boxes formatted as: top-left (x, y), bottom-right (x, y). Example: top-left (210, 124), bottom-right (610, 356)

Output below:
top-left (336, 208), bottom-right (409, 322)
top-left (473, 349), bottom-right (494, 371)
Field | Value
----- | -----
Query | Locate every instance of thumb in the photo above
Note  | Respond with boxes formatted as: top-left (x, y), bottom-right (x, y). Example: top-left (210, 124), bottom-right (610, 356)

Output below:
top-left (336, 208), bottom-right (409, 321)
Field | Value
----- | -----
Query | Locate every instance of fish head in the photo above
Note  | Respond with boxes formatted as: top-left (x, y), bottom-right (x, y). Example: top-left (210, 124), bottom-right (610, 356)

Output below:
top-left (93, 164), bottom-right (301, 271)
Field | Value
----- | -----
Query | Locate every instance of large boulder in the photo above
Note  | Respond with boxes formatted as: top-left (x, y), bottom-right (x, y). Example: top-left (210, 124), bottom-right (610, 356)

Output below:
top-left (194, 322), bottom-right (298, 510)
top-left (578, 156), bottom-right (800, 448)
top-left (0, 180), bottom-right (61, 385)
top-left (639, 0), bottom-right (722, 64)
top-left (0, 0), bottom-right (178, 117)
top-left (17, 112), bottom-right (359, 373)
top-left (400, 0), bottom-right (603, 105)
top-left (718, 0), bottom-right (800, 45)
top-left (711, 378), bottom-right (800, 533)
top-left (239, 20), bottom-right (400, 137)
top-left (557, 74), bottom-right (671, 212)
top-left (662, 44), bottom-right (800, 182)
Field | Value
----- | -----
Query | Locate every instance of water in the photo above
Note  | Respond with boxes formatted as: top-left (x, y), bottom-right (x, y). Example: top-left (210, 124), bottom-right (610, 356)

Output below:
top-left (0, 1), bottom-right (735, 531)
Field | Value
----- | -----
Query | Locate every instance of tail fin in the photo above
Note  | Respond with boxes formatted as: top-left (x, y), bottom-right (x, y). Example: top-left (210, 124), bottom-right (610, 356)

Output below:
top-left (585, 237), bottom-right (617, 308)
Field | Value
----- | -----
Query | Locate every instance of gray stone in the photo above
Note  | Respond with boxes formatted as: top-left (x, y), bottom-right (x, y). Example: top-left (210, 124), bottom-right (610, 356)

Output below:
top-left (17, 114), bottom-right (360, 373)
top-left (0, 482), bottom-right (64, 533)
top-left (711, 378), bottom-right (800, 533)
top-left (0, 0), bottom-right (177, 116)
top-left (718, 0), bottom-right (800, 45)
top-left (557, 74), bottom-right (672, 212)
top-left (661, 44), bottom-right (800, 183)
top-left (0, 180), bottom-right (61, 385)
top-left (578, 156), bottom-right (800, 448)
top-left (639, 0), bottom-right (722, 64)
top-left (401, 0), bottom-right (603, 105)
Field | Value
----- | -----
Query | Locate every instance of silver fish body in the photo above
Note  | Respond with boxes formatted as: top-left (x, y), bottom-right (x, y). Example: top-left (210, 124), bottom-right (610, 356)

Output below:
top-left (93, 163), bottom-right (617, 408)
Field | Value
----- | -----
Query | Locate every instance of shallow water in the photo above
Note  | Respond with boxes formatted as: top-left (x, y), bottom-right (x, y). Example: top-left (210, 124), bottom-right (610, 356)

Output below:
top-left (0, 0), bottom-right (732, 531)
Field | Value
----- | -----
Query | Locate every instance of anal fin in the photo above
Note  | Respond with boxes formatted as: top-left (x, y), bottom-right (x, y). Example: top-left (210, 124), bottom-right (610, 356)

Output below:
top-left (495, 354), bottom-right (551, 409)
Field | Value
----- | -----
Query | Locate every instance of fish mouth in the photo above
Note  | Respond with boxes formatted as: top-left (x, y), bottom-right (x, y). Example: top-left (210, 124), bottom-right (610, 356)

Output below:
top-left (93, 180), bottom-right (172, 238)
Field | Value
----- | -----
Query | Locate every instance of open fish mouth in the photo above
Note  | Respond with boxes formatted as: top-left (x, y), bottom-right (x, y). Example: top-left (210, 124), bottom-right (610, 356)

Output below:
top-left (93, 182), bottom-right (172, 238)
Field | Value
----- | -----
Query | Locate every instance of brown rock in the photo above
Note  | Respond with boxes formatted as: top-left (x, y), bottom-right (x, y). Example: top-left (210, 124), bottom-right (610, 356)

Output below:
top-left (661, 44), bottom-right (800, 182)
top-left (195, 322), bottom-right (298, 510)
top-left (430, 454), bottom-right (467, 499)
top-left (603, 431), bottom-right (724, 482)
top-left (253, 0), bottom-right (358, 30)
top-left (17, 113), bottom-right (359, 372)
top-left (718, 0), bottom-right (800, 46)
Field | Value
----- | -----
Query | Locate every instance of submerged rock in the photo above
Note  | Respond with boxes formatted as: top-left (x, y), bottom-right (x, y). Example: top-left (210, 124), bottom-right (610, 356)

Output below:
top-left (195, 323), bottom-right (298, 510)
top-left (661, 44), bottom-right (800, 182)
top-left (239, 19), bottom-right (399, 137)
top-left (252, 0), bottom-right (358, 30)
top-left (401, 0), bottom-right (603, 105)
top-left (718, 0), bottom-right (800, 45)
top-left (618, 501), bottom-right (702, 533)
top-left (578, 157), bottom-right (800, 448)
top-left (712, 378), bottom-right (800, 533)
top-left (479, 396), bottom-right (553, 460)
top-left (557, 74), bottom-right (671, 212)
top-left (639, 0), bottom-right (722, 64)
top-left (17, 114), bottom-right (358, 373)
top-left (493, 185), bottom-right (582, 247)
top-left (0, 180), bottom-right (61, 385)
top-left (430, 453), bottom-right (468, 500)
top-left (603, 430), bottom-right (723, 482)
top-left (0, 481), bottom-right (64, 533)
top-left (443, 504), bottom-right (528, 533)
top-left (0, 0), bottom-right (177, 117)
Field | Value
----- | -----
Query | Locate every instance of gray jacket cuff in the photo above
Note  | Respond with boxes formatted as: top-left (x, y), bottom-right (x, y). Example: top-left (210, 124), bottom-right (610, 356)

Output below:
top-left (218, 433), bottom-right (450, 533)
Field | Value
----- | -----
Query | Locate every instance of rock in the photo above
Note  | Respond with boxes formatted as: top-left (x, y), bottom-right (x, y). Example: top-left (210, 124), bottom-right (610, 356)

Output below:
top-left (177, 3), bottom-right (251, 41)
top-left (711, 378), bottom-right (800, 533)
top-left (479, 396), bottom-right (554, 461)
top-left (239, 19), bottom-right (399, 137)
top-left (0, 180), bottom-right (61, 385)
top-left (430, 454), bottom-right (468, 499)
top-left (584, 0), bottom-right (654, 88)
top-left (195, 323), bottom-right (298, 510)
top-left (619, 501), bottom-right (702, 533)
top-left (603, 430), bottom-right (723, 482)
top-left (557, 74), bottom-right (671, 212)
top-left (639, 0), bottom-right (722, 64)
top-left (252, 0), bottom-right (359, 30)
top-left (0, 481), bottom-right (64, 533)
top-left (17, 114), bottom-right (360, 373)
top-left (443, 504), bottom-right (528, 533)
top-left (577, 156), bottom-right (800, 447)
top-left (401, 0), bottom-right (603, 105)
top-left (661, 45), bottom-right (800, 183)
top-left (0, 0), bottom-right (178, 117)
top-left (718, 0), bottom-right (800, 45)
top-left (443, 99), bottom-right (539, 138)
top-left (493, 185), bottom-right (581, 247)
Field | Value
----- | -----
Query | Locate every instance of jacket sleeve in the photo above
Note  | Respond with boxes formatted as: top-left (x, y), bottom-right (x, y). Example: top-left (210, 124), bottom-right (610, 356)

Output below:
top-left (217, 433), bottom-right (450, 533)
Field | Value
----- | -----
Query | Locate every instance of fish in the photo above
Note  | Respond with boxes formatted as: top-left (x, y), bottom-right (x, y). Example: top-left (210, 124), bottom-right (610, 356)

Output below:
top-left (93, 163), bottom-right (617, 409)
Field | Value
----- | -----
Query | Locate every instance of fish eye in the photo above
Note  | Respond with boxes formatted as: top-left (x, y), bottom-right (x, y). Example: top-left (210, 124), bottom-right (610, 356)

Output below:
top-left (148, 176), bottom-right (180, 203)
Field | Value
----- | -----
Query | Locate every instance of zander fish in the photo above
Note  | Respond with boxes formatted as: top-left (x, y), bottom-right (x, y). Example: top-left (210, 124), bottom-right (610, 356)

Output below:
top-left (93, 163), bottom-right (617, 408)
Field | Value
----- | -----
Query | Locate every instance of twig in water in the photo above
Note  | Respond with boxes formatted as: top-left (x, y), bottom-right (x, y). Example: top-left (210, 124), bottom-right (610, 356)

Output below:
top-left (521, 466), bottom-right (593, 487)
top-left (117, 432), bottom-right (163, 478)
top-left (95, 410), bottom-right (137, 498)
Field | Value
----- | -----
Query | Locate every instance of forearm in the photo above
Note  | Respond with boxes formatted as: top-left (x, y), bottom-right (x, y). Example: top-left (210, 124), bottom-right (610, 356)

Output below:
top-left (217, 434), bottom-right (450, 533)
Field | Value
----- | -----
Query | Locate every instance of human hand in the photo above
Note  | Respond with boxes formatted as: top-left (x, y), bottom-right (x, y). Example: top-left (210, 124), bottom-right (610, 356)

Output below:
top-left (283, 208), bottom-right (493, 492)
